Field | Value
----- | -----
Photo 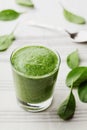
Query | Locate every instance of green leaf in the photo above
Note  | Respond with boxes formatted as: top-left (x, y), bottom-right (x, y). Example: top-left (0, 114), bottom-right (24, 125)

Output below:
top-left (0, 9), bottom-right (21, 21)
top-left (66, 67), bottom-right (87, 88)
top-left (0, 33), bottom-right (15, 51)
top-left (63, 8), bottom-right (86, 24)
top-left (78, 82), bottom-right (87, 102)
top-left (16, 0), bottom-right (34, 7)
top-left (57, 88), bottom-right (76, 120)
top-left (67, 50), bottom-right (80, 69)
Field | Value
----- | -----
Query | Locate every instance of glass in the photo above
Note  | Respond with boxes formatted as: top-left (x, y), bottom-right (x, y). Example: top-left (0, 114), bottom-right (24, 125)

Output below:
top-left (10, 46), bottom-right (61, 112)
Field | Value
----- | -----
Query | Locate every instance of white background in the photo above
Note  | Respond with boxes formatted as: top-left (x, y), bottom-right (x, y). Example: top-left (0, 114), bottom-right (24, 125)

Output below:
top-left (0, 0), bottom-right (87, 130)
top-left (0, 0), bottom-right (87, 34)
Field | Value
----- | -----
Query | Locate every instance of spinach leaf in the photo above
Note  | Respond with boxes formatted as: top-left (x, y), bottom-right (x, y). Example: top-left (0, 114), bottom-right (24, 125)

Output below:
top-left (78, 82), bottom-right (87, 102)
top-left (67, 50), bottom-right (80, 69)
top-left (0, 9), bottom-right (21, 21)
top-left (57, 86), bottom-right (76, 120)
top-left (0, 32), bottom-right (15, 51)
top-left (66, 67), bottom-right (87, 88)
top-left (63, 8), bottom-right (86, 24)
top-left (16, 0), bottom-right (34, 7)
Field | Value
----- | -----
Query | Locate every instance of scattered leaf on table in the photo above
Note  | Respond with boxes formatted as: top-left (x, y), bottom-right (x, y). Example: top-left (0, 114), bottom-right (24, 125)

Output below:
top-left (0, 33), bottom-right (15, 51)
top-left (16, 0), bottom-right (34, 7)
top-left (66, 67), bottom-right (87, 88)
top-left (78, 81), bottom-right (87, 102)
top-left (0, 9), bottom-right (21, 21)
top-left (67, 50), bottom-right (80, 69)
top-left (57, 87), bottom-right (76, 120)
top-left (63, 8), bottom-right (86, 24)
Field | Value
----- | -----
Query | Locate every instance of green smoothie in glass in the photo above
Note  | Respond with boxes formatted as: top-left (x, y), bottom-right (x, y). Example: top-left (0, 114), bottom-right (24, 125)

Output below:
top-left (10, 45), bottom-right (60, 112)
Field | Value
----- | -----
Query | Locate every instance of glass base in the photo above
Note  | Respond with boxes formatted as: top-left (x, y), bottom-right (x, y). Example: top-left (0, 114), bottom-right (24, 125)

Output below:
top-left (17, 97), bottom-right (53, 112)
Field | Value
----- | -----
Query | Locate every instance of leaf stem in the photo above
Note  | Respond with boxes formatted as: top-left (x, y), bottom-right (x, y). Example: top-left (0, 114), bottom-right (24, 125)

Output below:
top-left (10, 22), bottom-right (19, 34)
top-left (71, 82), bottom-right (74, 90)
top-left (58, 2), bottom-right (64, 9)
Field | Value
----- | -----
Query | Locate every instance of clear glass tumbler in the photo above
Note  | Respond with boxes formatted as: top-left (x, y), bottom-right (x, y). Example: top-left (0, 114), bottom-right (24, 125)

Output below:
top-left (10, 46), bottom-right (61, 112)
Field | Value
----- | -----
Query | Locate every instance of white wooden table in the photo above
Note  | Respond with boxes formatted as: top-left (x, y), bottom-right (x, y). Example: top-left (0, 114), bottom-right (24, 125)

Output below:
top-left (0, 0), bottom-right (87, 129)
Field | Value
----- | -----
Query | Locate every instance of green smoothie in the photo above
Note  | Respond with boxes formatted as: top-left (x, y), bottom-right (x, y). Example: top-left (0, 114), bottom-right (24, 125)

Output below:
top-left (11, 46), bottom-right (60, 109)
top-left (11, 46), bottom-right (58, 77)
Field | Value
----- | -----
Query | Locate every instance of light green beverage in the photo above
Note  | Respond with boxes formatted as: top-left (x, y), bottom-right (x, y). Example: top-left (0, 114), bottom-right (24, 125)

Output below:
top-left (10, 46), bottom-right (60, 112)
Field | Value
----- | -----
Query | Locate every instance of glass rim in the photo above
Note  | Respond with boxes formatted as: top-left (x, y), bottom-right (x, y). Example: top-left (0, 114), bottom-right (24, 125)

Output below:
top-left (10, 45), bottom-right (61, 79)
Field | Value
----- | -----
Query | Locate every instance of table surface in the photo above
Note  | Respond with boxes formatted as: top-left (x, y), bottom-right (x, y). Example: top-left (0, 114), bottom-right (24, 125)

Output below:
top-left (0, 0), bottom-right (87, 130)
